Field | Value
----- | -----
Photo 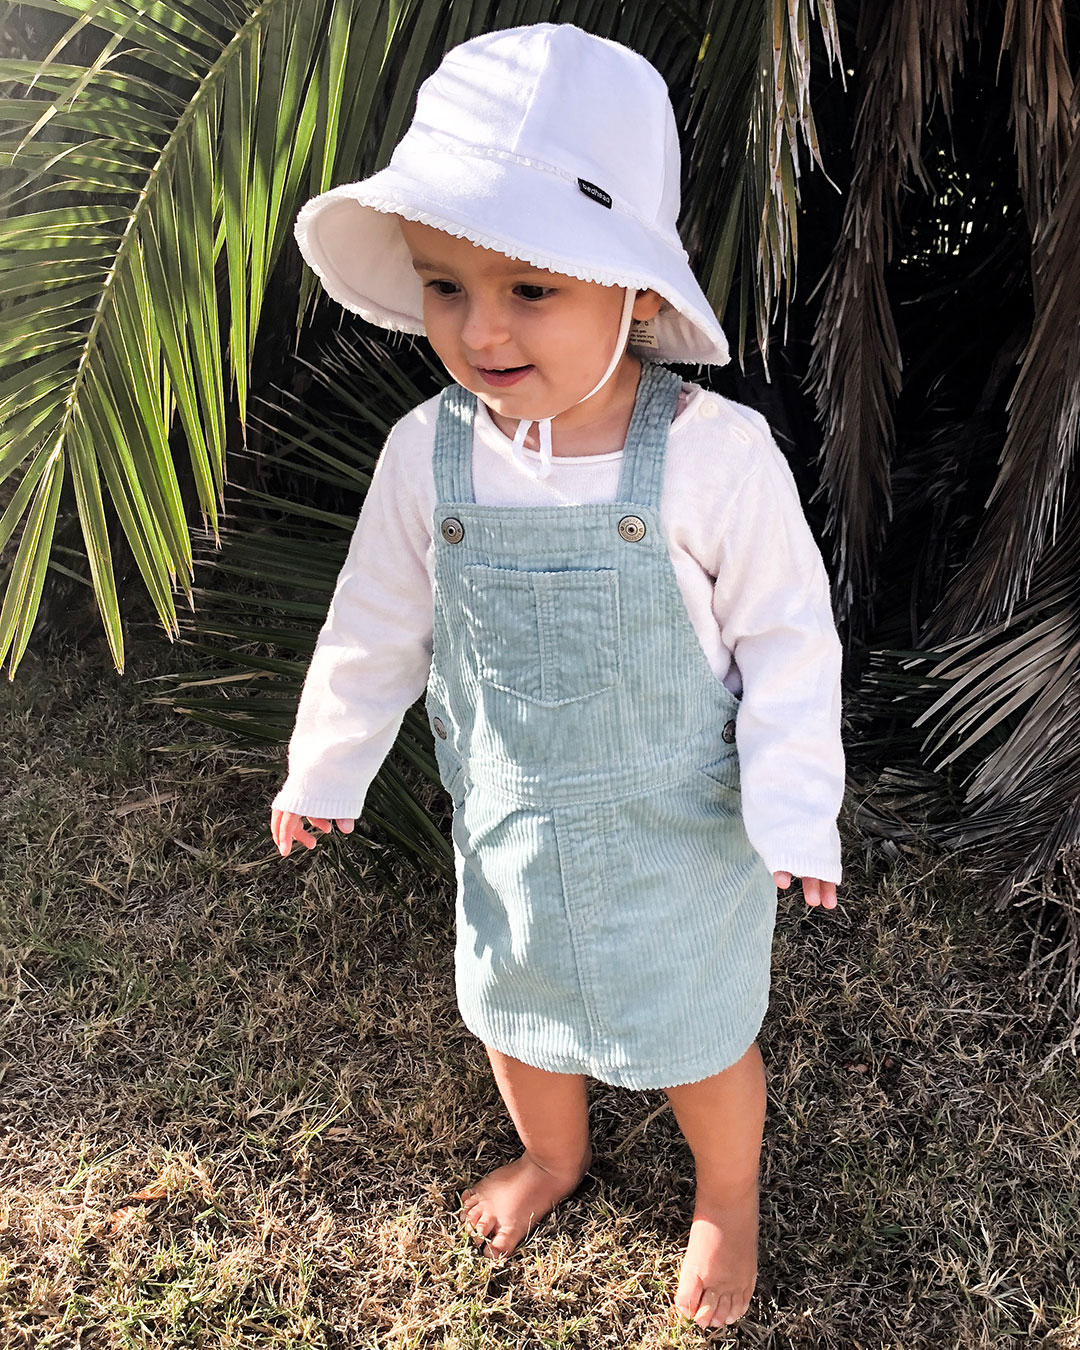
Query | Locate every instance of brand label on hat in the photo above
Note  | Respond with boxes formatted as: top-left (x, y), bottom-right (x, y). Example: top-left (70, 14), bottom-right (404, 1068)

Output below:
top-left (629, 318), bottom-right (659, 349)
top-left (578, 178), bottom-right (612, 209)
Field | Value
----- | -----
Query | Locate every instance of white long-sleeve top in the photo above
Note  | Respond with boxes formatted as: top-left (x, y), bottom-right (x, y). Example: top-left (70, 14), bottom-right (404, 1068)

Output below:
top-left (272, 380), bottom-right (846, 884)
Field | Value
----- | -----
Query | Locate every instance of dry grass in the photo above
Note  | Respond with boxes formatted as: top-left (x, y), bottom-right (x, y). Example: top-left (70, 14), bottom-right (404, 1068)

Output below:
top-left (1, 632), bottom-right (1077, 1348)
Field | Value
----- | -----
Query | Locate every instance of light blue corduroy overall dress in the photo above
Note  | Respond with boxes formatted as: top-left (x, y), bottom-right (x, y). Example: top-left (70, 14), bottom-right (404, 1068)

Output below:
top-left (425, 359), bottom-right (777, 1090)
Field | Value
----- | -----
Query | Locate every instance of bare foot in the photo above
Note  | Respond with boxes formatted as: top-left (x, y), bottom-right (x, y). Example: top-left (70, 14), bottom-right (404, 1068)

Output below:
top-left (673, 1181), bottom-right (759, 1329)
top-left (460, 1146), bottom-right (592, 1258)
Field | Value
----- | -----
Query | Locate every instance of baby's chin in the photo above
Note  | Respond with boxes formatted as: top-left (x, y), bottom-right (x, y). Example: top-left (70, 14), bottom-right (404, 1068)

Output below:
top-left (464, 378), bottom-right (553, 420)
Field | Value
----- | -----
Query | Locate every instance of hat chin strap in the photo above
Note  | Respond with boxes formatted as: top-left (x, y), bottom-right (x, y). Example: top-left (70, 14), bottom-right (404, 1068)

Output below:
top-left (506, 287), bottom-right (638, 480)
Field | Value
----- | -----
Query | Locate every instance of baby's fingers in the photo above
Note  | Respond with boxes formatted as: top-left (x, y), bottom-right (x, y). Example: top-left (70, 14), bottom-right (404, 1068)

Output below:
top-left (802, 877), bottom-right (838, 909)
top-left (271, 811), bottom-right (319, 857)
top-left (291, 816), bottom-right (336, 852)
top-left (271, 811), bottom-right (355, 858)
top-left (307, 817), bottom-right (358, 839)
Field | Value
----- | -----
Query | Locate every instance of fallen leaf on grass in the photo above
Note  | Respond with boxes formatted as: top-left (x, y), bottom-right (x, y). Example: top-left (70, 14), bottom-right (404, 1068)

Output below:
top-left (126, 1181), bottom-right (172, 1203)
top-left (106, 1206), bottom-right (141, 1237)
top-left (105, 1179), bottom-right (173, 1237)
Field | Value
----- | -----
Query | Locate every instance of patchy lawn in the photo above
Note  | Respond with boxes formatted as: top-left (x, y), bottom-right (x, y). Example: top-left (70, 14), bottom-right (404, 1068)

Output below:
top-left (1, 634), bottom-right (1077, 1348)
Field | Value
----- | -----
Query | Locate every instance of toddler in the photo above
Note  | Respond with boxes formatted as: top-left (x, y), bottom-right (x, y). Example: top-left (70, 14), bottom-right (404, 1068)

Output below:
top-left (270, 23), bottom-right (844, 1331)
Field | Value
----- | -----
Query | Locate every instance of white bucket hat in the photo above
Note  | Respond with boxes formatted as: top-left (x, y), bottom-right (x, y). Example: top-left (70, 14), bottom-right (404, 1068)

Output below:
top-left (294, 22), bottom-right (730, 473)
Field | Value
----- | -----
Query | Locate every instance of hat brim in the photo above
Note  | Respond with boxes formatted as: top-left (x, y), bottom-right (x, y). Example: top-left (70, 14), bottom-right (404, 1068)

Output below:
top-left (294, 150), bottom-right (730, 366)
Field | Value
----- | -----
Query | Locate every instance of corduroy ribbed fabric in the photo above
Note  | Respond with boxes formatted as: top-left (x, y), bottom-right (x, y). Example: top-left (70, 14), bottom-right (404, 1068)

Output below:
top-left (427, 360), bottom-right (777, 1089)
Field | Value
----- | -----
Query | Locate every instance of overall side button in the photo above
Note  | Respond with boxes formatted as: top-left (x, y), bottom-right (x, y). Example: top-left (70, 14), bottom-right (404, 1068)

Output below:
top-left (618, 515), bottom-right (646, 542)
top-left (441, 517), bottom-right (464, 544)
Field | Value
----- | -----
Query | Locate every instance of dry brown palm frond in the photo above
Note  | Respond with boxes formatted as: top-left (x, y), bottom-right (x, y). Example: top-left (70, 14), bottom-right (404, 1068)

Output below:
top-left (804, 0), bottom-right (971, 629)
top-left (900, 485), bottom-right (1080, 902)
top-left (860, 475), bottom-right (1080, 1030)
top-left (682, 0), bottom-right (842, 374)
top-left (927, 95), bottom-right (1080, 636)
top-left (999, 0), bottom-right (1077, 252)
top-left (751, 0), bottom-right (843, 365)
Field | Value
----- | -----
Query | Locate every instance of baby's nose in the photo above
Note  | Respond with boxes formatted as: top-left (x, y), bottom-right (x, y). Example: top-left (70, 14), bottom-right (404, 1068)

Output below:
top-left (461, 298), bottom-right (512, 350)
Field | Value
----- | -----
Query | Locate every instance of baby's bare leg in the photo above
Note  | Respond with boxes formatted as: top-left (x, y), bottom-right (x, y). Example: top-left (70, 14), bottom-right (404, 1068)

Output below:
top-left (461, 1047), bottom-right (592, 1258)
top-left (664, 1041), bottom-right (766, 1329)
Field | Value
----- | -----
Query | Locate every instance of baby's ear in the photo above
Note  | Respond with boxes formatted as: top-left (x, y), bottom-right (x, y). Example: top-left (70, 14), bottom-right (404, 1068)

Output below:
top-left (633, 288), bottom-right (664, 321)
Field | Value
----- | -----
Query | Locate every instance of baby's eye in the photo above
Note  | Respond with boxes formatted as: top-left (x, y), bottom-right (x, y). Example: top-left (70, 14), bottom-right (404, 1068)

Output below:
top-left (425, 280), bottom-right (460, 297)
top-left (516, 284), bottom-right (554, 301)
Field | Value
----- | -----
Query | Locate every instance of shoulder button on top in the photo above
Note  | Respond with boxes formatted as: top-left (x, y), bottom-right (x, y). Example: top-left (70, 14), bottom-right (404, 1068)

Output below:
top-left (699, 398), bottom-right (721, 419)
top-left (441, 517), bottom-right (464, 544)
top-left (618, 515), bottom-right (647, 542)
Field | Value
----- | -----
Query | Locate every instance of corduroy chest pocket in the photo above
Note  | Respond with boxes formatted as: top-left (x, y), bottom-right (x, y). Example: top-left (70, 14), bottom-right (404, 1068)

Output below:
top-left (462, 564), bottom-right (621, 706)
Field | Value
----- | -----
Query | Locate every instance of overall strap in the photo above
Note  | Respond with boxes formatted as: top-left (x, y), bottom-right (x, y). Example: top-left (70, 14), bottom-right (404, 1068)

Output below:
top-left (433, 381), bottom-right (476, 504)
top-left (615, 361), bottom-right (684, 508)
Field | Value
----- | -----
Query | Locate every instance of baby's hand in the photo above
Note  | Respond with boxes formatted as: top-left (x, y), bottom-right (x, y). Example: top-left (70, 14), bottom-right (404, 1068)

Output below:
top-left (271, 809), bottom-right (354, 857)
top-left (773, 872), bottom-right (837, 910)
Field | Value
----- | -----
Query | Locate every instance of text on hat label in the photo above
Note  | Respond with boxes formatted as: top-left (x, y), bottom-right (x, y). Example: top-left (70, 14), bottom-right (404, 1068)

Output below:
top-left (577, 178), bottom-right (612, 209)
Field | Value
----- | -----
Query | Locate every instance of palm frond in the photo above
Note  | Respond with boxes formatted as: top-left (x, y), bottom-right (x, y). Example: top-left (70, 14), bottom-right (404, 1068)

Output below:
top-left (0, 0), bottom-right (479, 677)
top-left (857, 484), bottom-right (1080, 926)
top-left (998, 0), bottom-right (1076, 246)
top-left (804, 0), bottom-right (971, 629)
top-left (928, 80), bottom-right (1080, 636)
top-left (676, 0), bottom-right (842, 372)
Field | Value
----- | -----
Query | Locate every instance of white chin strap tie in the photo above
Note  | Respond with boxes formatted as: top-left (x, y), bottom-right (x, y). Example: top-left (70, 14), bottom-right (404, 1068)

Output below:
top-left (507, 287), bottom-right (637, 480)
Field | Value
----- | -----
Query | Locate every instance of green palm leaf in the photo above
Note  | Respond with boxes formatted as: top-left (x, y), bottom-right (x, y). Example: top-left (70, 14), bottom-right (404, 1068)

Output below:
top-left (0, 0), bottom-right (436, 673)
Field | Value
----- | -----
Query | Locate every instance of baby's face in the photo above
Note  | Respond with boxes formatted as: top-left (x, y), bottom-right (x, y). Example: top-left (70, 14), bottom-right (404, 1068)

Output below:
top-left (397, 217), bottom-right (653, 423)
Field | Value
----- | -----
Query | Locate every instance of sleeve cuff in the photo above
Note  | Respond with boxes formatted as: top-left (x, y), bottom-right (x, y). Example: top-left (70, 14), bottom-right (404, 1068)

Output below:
top-left (766, 860), bottom-right (843, 885)
top-left (756, 838), bottom-right (843, 885)
top-left (270, 783), bottom-right (367, 820)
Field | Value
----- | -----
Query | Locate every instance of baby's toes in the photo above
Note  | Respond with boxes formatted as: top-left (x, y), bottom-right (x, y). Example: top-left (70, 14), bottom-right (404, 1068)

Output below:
top-left (471, 1210), bottom-right (496, 1240)
top-left (674, 1269), bottom-right (702, 1322)
top-left (485, 1223), bottom-right (519, 1258)
top-left (734, 1289), bottom-right (754, 1322)
top-left (462, 1199), bottom-right (492, 1242)
top-left (692, 1290), bottom-right (720, 1328)
top-left (706, 1292), bottom-right (736, 1328)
